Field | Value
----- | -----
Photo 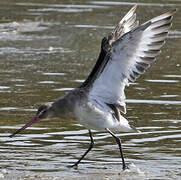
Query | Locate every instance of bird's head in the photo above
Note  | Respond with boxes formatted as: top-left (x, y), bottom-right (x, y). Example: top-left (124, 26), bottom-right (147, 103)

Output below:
top-left (35, 104), bottom-right (52, 119)
top-left (9, 103), bottom-right (53, 138)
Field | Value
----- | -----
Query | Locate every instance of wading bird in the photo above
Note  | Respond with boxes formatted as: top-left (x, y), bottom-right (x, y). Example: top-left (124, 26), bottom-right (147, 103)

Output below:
top-left (10, 5), bottom-right (176, 170)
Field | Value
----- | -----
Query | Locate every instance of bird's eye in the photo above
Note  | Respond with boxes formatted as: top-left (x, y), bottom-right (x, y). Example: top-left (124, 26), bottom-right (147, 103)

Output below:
top-left (42, 109), bottom-right (47, 114)
top-left (38, 109), bottom-right (47, 119)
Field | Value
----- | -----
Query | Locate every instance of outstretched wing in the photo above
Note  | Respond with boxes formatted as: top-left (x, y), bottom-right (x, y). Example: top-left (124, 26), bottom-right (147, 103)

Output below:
top-left (88, 9), bottom-right (176, 114)
top-left (80, 5), bottom-right (138, 88)
top-left (107, 5), bottom-right (138, 50)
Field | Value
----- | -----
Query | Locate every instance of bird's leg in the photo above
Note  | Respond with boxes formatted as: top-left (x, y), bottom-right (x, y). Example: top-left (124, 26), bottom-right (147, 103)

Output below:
top-left (67, 129), bottom-right (94, 169)
top-left (106, 128), bottom-right (127, 170)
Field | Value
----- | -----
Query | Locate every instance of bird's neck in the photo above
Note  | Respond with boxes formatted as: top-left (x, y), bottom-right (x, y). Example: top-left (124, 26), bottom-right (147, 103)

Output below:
top-left (51, 89), bottom-right (85, 119)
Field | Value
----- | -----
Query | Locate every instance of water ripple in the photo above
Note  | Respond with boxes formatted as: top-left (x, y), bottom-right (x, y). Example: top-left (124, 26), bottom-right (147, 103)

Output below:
top-left (132, 134), bottom-right (181, 143)
top-left (16, 3), bottom-right (108, 9)
top-left (126, 99), bottom-right (181, 105)
top-left (28, 8), bottom-right (93, 13)
top-left (54, 88), bottom-right (74, 92)
top-left (91, 1), bottom-right (180, 7)
top-left (43, 72), bottom-right (66, 76)
top-left (146, 79), bottom-right (179, 83)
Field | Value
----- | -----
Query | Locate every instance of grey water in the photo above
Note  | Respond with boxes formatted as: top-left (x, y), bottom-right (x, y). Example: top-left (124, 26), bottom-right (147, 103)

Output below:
top-left (0, 0), bottom-right (181, 179)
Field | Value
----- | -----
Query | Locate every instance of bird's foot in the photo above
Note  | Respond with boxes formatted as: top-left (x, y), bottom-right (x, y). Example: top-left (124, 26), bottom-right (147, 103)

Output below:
top-left (123, 165), bottom-right (129, 171)
top-left (67, 164), bottom-right (78, 169)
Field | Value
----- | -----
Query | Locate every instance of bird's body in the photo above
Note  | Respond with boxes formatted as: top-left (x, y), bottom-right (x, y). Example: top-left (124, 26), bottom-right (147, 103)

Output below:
top-left (45, 87), bottom-right (133, 132)
top-left (74, 89), bottom-right (133, 132)
top-left (10, 6), bottom-right (176, 170)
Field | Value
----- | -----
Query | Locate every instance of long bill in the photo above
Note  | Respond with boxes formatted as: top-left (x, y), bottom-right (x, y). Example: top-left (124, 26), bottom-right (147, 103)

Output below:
top-left (9, 116), bottom-right (40, 138)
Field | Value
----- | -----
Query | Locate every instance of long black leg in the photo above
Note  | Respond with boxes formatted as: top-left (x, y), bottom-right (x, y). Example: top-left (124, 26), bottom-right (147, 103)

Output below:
top-left (68, 129), bottom-right (94, 168)
top-left (106, 128), bottom-right (127, 170)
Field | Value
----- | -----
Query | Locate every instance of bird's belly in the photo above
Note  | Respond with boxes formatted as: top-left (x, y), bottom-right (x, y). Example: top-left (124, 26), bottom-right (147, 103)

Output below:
top-left (74, 101), bottom-right (115, 130)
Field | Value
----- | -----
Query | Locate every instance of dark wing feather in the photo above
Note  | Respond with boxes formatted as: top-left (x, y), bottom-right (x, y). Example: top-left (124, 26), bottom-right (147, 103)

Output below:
top-left (80, 5), bottom-right (138, 88)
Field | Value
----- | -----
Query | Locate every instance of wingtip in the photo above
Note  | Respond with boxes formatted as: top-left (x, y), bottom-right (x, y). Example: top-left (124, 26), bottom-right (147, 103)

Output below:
top-left (167, 8), bottom-right (177, 16)
top-left (129, 4), bottom-right (137, 14)
top-left (132, 4), bottom-right (137, 10)
top-left (171, 8), bottom-right (177, 14)
top-left (148, 8), bottom-right (177, 24)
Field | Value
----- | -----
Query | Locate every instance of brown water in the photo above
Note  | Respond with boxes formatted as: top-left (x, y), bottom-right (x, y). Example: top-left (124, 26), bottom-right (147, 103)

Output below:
top-left (0, 0), bottom-right (181, 179)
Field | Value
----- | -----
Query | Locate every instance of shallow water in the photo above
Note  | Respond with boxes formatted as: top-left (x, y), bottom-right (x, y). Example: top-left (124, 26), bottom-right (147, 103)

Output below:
top-left (0, 0), bottom-right (181, 179)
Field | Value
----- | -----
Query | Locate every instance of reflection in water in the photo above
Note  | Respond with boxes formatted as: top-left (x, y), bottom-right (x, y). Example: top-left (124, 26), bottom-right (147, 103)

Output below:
top-left (0, 0), bottom-right (181, 179)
